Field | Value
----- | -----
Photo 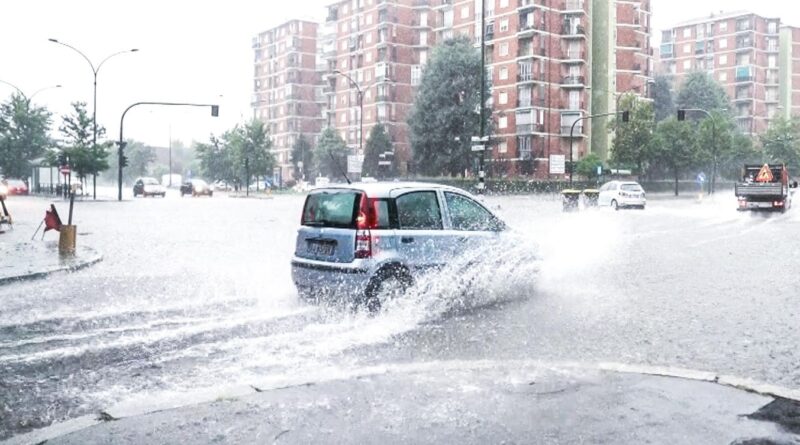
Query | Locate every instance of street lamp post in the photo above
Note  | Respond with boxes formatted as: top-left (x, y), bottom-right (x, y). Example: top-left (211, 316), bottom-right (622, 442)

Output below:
top-left (569, 111), bottom-right (629, 187)
top-left (332, 70), bottom-right (363, 161)
top-left (117, 102), bottom-right (219, 201)
top-left (49, 38), bottom-right (138, 199)
top-left (0, 80), bottom-right (61, 106)
top-left (678, 108), bottom-right (716, 194)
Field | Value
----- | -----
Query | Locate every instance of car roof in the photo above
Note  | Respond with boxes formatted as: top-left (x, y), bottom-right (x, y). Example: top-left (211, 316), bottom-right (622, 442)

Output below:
top-left (310, 181), bottom-right (471, 198)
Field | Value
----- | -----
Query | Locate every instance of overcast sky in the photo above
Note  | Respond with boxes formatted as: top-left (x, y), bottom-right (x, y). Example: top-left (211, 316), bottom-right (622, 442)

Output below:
top-left (0, 0), bottom-right (796, 147)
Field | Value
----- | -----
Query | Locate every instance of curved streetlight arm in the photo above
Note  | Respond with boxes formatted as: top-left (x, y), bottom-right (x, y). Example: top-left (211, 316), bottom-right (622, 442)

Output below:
top-left (97, 49), bottom-right (139, 74)
top-left (48, 38), bottom-right (96, 73)
top-left (0, 79), bottom-right (26, 100)
top-left (332, 70), bottom-right (364, 156)
top-left (28, 85), bottom-right (62, 102)
top-left (569, 111), bottom-right (626, 187)
top-left (332, 70), bottom-right (362, 94)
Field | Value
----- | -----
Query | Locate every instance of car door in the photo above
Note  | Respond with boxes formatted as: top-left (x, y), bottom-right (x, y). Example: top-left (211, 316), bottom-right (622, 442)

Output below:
top-left (134, 179), bottom-right (143, 194)
top-left (441, 191), bottom-right (504, 255)
top-left (393, 189), bottom-right (448, 272)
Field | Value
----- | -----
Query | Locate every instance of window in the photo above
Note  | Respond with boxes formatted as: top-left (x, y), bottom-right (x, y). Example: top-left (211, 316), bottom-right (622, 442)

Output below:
top-left (461, 5), bottom-right (469, 19)
top-left (411, 65), bottom-right (422, 85)
top-left (396, 191), bottom-right (442, 230)
top-left (683, 28), bottom-right (691, 38)
top-left (719, 22), bottom-right (727, 32)
top-left (683, 43), bottom-right (691, 54)
top-left (366, 33), bottom-right (372, 44)
top-left (498, 141), bottom-right (507, 153)
top-left (719, 71), bottom-right (727, 82)
top-left (301, 190), bottom-right (360, 228)
top-left (500, 42), bottom-right (509, 56)
top-left (500, 0), bottom-right (508, 7)
top-left (366, 51), bottom-right (372, 63)
top-left (499, 91), bottom-right (508, 104)
top-left (419, 31), bottom-right (428, 45)
top-left (719, 38), bottom-right (727, 49)
top-left (444, 193), bottom-right (499, 231)
top-left (683, 60), bottom-right (692, 70)
top-left (769, 55), bottom-right (777, 68)
top-left (500, 19), bottom-right (508, 32)
top-left (499, 116), bottom-right (507, 129)
top-left (499, 66), bottom-right (508, 80)
top-left (719, 54), bottom-right (727, 66)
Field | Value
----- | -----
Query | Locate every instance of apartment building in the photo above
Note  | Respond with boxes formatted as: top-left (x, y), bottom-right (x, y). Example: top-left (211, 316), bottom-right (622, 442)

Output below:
top-left (779, 26), bottom-right (800, 119)
top-left (252, 20), bottom-right (326, 183)
top-left (659, 11), bottom-right (793, 135)
top-left (591, 0), bottom-right (653, 161)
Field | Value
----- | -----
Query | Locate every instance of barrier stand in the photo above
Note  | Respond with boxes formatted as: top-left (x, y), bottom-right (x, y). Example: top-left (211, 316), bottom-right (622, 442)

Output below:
top-left (561, 189), bottom-right (581, 212)
top-left (582, 189), bottom-right (599, 207)
top-left (58, 186), bottom-right (77, 255)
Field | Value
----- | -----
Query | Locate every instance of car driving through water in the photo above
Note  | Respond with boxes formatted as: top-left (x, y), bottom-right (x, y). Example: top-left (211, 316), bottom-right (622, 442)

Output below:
top-left (291, 182), bottom-right (507, 311)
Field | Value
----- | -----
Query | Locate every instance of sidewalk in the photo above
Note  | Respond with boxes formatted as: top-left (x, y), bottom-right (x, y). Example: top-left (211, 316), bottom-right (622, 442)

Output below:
top-left (0, 238), bottom-right (102, 285)
top-left (7, 361), bottom-right (799, 445)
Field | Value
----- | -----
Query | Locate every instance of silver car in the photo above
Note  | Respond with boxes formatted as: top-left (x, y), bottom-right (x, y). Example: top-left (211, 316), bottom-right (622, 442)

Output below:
top-left (291, 182), bottom-right (506, 311)
top-left (598, 181), bottom-right (647, 210)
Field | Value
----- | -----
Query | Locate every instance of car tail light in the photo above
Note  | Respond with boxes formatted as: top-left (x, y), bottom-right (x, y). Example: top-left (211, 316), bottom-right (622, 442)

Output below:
top-left (354, 193), bottom-right (380, 258)
top-left (773, 200), bottom-right (784, 207)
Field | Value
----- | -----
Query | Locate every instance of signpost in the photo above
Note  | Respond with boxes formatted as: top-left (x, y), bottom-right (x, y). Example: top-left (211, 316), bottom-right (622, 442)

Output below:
top-left (549, 154), bottom-right (566, 175)
top-left (347, 155), bottom-right (364, 174)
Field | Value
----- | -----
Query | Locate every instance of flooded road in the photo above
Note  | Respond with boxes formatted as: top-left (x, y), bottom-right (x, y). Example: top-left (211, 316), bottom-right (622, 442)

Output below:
top-left (2, 191), bottom-right (799, 439)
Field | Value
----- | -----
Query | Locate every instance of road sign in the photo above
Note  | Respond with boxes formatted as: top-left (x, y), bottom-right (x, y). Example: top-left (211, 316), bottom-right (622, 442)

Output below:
top-left (59, 166), bottom-right (71, 175)
top-left (347, 155), bottom-right (364, 174)
top-left (471, 144), bottom-right (486, 152)
top-left (756, 164), bottom-right (773, 182)
top-left (596, 165), bottom-right (602, 176)
top-left (549, 155), bottom-right (566, 175)
top-left (378, 161), bottom-right (391, 166)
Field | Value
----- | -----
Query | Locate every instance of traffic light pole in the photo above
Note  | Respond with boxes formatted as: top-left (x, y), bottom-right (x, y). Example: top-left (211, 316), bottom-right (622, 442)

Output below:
top-left (118, 101), bottom-right (219, 201)
top-left (677, 108), bottom-right (716, 194)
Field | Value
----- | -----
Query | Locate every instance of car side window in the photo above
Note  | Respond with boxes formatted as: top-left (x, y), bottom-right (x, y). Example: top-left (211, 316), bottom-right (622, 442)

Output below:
top-left (396, 191), bottom-right (442, 230)
top-left (444, 192), bottom-right (499, 231)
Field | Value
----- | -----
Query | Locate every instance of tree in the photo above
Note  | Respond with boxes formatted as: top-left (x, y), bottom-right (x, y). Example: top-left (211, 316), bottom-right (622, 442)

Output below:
top-left (676, 72), bottom-right (730, 113)
top-left (408, 36), bottom-right (491, 176)
top-left (290, 134), bottom-right (314, 181)
top-left (195, 135), bottom-right (234, 183)
top-left (693, 109), bottom-right (743, 191)
top-left (575, 153), bottom-right (605, 180)
top-left (104, 139), bottom-right (155, 183)
top-left (230, 119), bottom-right (275, 186)
top-left (609, 93), bottom-right (655, 176)
top-left (652, 75), bottom-right (674, 122)
top-left (0, 93), bottom-right (52, 179)
top-left (761, 116), bottom-right (800, 174)
top-left (314, 127), bottom-right (349, 179)
top-left (650, 117), bottom-right (698, 196)
top-left (363, 123), bottom-right (392, 178)
top-left (60, 102), bottom-right (110, 194)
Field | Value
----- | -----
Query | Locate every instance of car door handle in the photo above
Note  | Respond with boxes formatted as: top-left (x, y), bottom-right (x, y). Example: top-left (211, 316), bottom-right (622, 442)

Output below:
top-left (401, 237), bottom-right (415, 244)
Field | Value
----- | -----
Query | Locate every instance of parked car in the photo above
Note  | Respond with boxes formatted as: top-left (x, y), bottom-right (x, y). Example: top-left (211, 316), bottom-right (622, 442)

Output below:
top-left (598, 181), bottom-right (646, 210)
top-left (180, 179), bottom-right (213, 197)
top-left (133, 177), bottom-right (166, 197)
top-left (213, 180), bottom-right (232, 191)
top-left (291, 182), bottom-right (507, 311)
top-left (3, 179), bottom-right (29, 196)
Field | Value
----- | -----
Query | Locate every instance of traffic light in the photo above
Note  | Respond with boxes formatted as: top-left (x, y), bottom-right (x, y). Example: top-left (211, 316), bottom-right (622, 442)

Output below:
top-left (211, 105), bottom-right (219, 117)
top-left (117, 141), bottom-right (128, 149)
top-left (57, 152), bottom-right (67, 167)
top-left (120, 154), bottom-right (128, 168)
top-left (621, 111), bottom-right (630, 123)
top-left (677, 109), bottom-right (686, 121)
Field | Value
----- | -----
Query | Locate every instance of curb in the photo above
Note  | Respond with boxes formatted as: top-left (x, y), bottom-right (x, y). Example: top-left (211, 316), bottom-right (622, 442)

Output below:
top-left (0, 247), bottom-right (103, 286)
top-left (4, 359), bottom-right (798, 445)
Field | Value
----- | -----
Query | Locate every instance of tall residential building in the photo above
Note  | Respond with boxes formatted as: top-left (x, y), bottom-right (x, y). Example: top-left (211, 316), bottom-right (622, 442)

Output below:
top-left (591, 0), bottom-right (653, 161)
top-left (778, 26), bottom-right (800, 119)
top-left (252, 20), bottom-right (325, 183)
top-left (324, 0), bottom-right (438, 175)
top-left (658, 11), bottom-right (792, 135)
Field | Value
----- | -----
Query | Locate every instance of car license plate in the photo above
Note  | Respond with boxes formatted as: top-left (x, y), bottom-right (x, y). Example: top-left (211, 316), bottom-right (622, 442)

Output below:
top-left (307, 240), bottom-right (336, 256)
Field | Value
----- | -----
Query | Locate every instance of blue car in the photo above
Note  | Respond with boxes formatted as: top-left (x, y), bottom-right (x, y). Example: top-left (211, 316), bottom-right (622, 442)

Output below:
top-left (291, 182), bottom-right (506, 311)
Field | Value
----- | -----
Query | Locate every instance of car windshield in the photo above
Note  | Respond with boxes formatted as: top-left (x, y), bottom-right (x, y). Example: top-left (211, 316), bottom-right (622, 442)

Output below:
top-left (620, 184), bottom-right (643, 191)
top-left (301, 189), bottom-right (359, 228)
top-left (192, 180), bottom-right (208, 187)
top-left (142, 178), bottom-right (159, 185)
top-left (7, 180), bottom-right (25, 187)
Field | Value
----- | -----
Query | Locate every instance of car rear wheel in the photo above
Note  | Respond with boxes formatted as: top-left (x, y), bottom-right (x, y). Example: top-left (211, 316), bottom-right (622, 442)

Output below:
top-left (611, 199), bottom-right (619, 211)
top-left (363, 267), bottom-right (412, 313)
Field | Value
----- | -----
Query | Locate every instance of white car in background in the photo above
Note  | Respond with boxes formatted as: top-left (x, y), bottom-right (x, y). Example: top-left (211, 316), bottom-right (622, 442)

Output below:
top-left (598, 181), bottom-right (646, 210)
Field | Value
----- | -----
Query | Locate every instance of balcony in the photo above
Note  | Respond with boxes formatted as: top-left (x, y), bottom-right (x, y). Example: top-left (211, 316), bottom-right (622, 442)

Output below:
top-left (733, 92), bottom-right (753, 102)
top-left (326, 9), bottom-right (338, 22)
top-left (736, 21), bottom-right (752, 32)
top-left (735, 65), bottom-right (754, 82)
top-left (517, 71), bottom-right (539, 82)
top-left (563, 0), bottom-right (584, 13)
top-left (518, 0), bottom-right (536, 9)
top-left (517, 123), bottom-right (545, 134)
top-left (560, 75), bottom-right (585, 87)
top-left (660, 43), bottom-right (674, 58)
top-left (563, 50), bottom-right (585, 62)
top-left (561, 125), bottom-right (583, 136)
top-left (562, 24), bottom-right (586, 37)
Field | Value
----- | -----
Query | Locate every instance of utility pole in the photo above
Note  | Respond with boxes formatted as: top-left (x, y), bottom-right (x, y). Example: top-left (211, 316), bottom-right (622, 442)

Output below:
top-left (478, 0), bottom-right (486, 192)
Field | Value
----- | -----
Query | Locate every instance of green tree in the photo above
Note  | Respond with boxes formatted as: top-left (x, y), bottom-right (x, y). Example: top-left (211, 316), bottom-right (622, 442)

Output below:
top-left (195, 135), bottom-right (234, 183)
top-left (609, 93), bottom-right (655, 176)
top-left (60, 102), bottom-right (110, 192)
top-left (314, 127), bottom-right (349, 180)
top-left (676, 72), bottom-right (730, 113)
top-left (693, 110), bottom-right (746, 190)
top-left (363, 123), bottom-right (392, 178)
top-left (652, 75), bottom-right (674, 122)
top-left (290, 134), bottom-right (314, 180)
top-left (575, 152), bottom-right (605, 180)
top-left (229, 119), bottom-right (275, 186)
top-left (651, 117), bottom-right (698, 196)
top-left (761, 116), bottom-right (800, 173)
top-left (408, 36), bottom-right (491, 176)
top-left (0, 93), bottom-right (52, 179)
top-left (104, 139), bottom-right (155, 183)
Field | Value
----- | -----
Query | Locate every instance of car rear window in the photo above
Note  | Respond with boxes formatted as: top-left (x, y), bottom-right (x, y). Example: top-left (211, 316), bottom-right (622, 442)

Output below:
top-left (302, 190), bottom-right (360, 228)
top-left (621, 184), bottom-right (642, 191)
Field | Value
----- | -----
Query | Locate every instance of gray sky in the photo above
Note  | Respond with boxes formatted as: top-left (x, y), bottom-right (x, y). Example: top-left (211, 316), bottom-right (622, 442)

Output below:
top-left (0, 0), bottom-right (796, 147)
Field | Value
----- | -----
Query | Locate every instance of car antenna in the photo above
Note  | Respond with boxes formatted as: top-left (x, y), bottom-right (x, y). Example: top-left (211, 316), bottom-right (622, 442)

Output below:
top-left (328, 151), bottom-right (351, 184)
